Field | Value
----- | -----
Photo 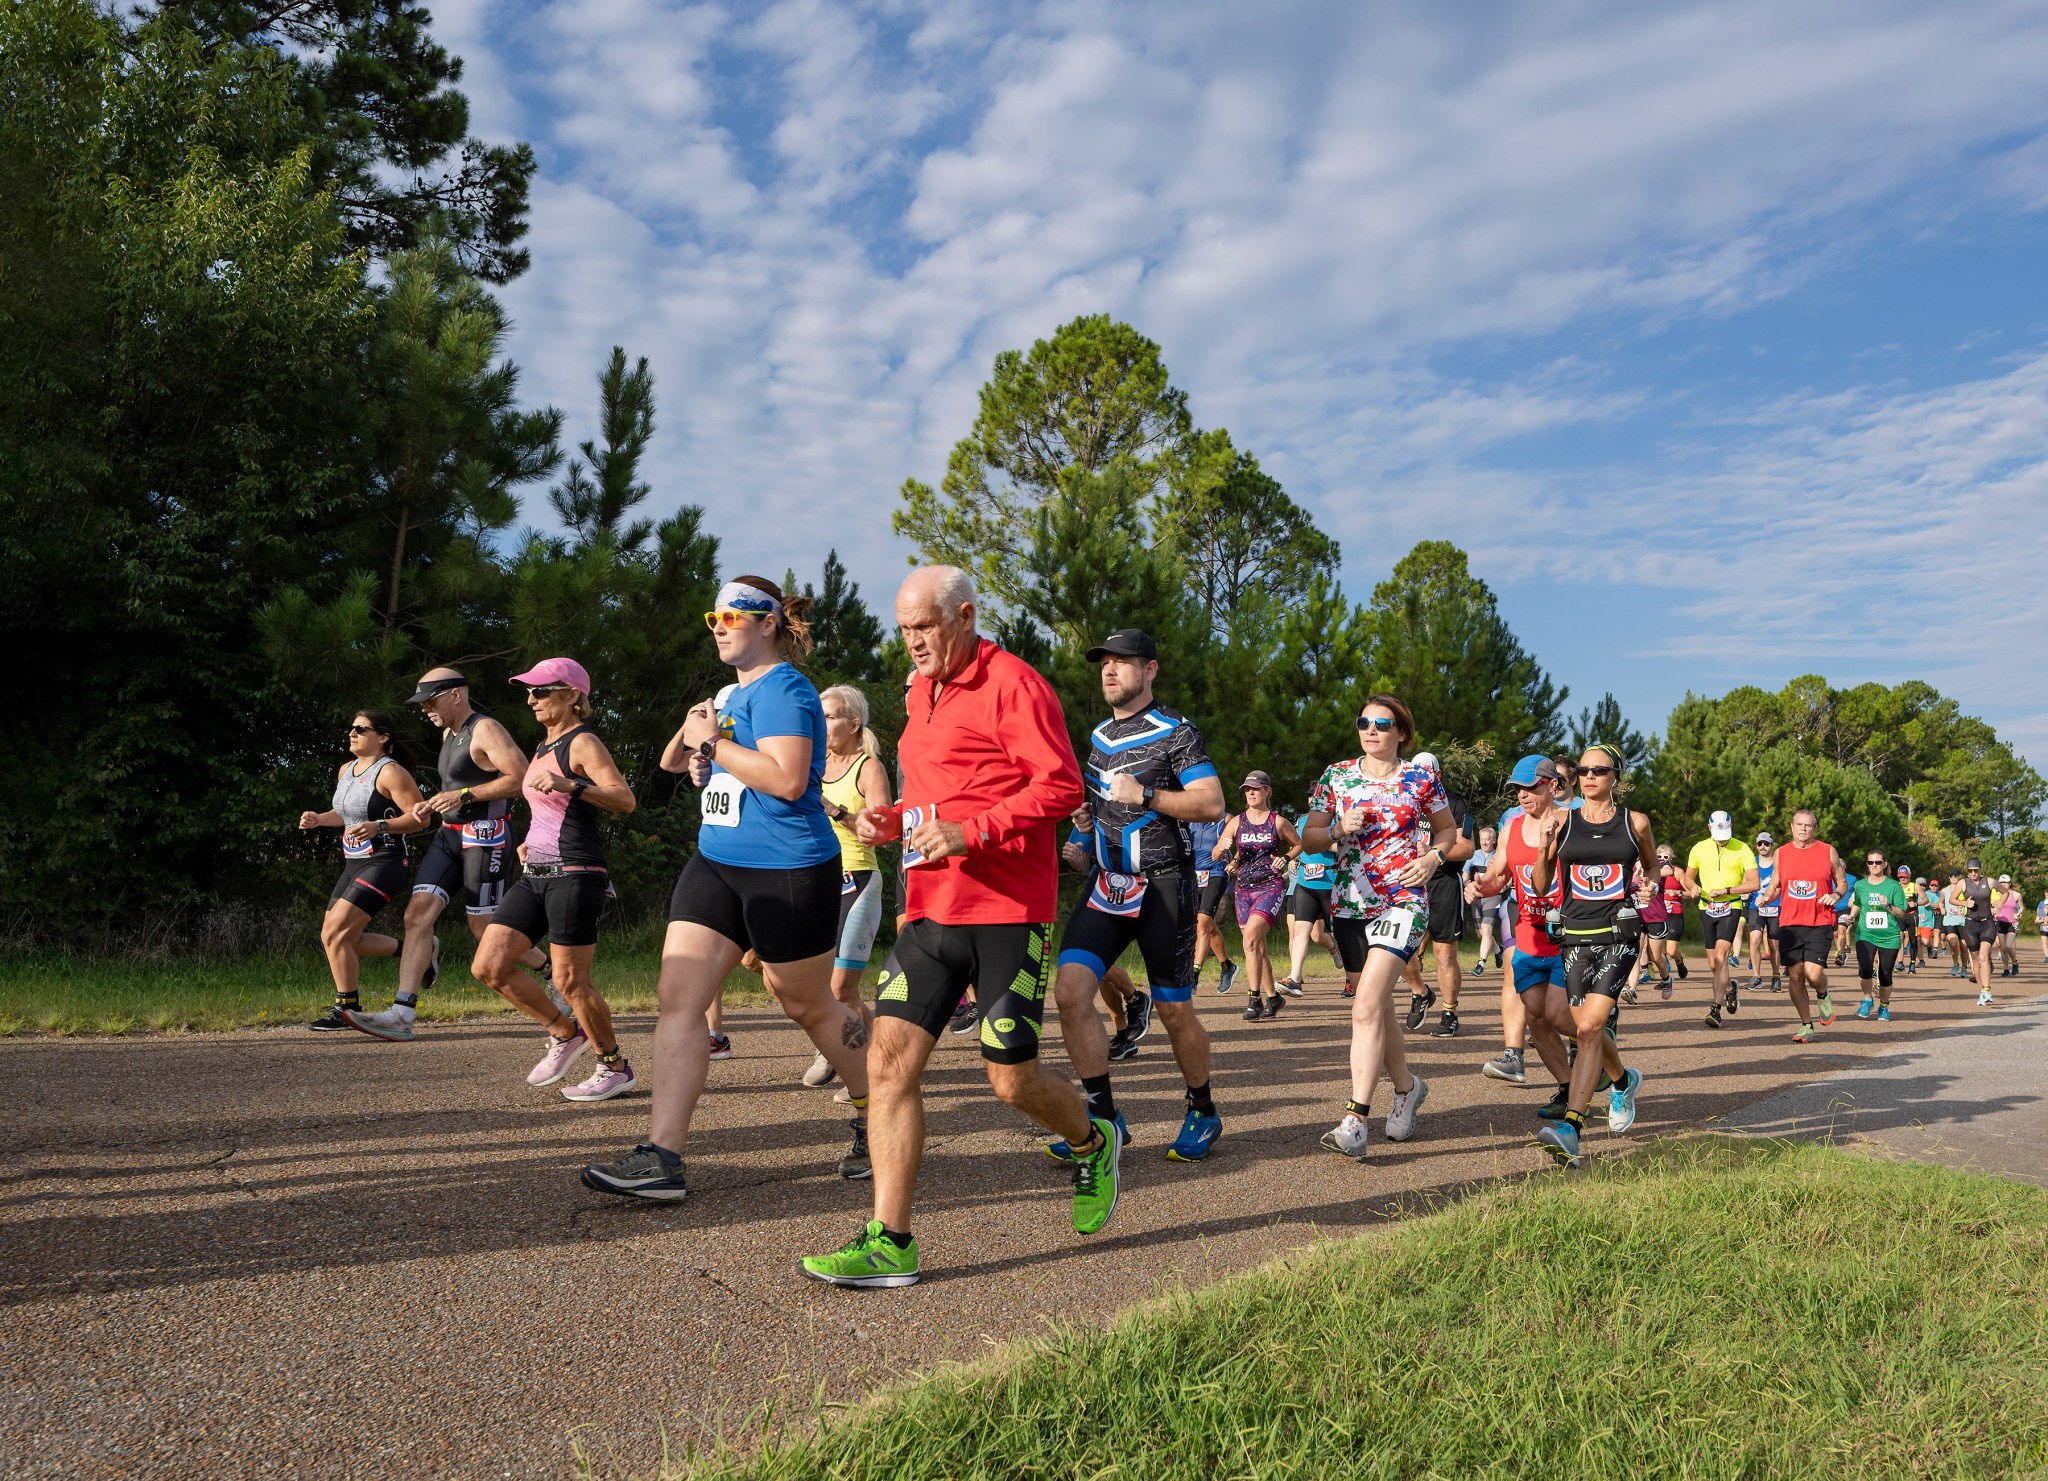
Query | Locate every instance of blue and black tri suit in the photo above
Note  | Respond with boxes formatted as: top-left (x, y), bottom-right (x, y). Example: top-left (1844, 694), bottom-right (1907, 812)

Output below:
top-left (1056, 706), bottom-right (1219, 1002)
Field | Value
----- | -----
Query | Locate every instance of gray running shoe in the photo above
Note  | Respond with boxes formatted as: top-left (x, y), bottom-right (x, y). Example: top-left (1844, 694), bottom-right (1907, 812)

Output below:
top-left (1124, 989), bottom-right (1153, 1041)
top-left (802, 1050), bottom-right (837, 1088)
top-left (581, 1144), bottom-right (687, 1201)
top-left (839, 1117), bottom-right (871, 1180)
top-left (1385, 1074), bottom-right (1428, 1142)
top-left (344, 1006), bottom-right (415, 1042)
top-left (1482, 1049), bottom-right (1527, 1084)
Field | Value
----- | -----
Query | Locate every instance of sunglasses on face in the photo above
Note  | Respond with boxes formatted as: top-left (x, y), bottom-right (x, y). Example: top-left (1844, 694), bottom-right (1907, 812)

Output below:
top-left (347, 724), bottom-right (375, 736)
top-left (703, 609), bottom-right (759, 631)
top-left (526, 684), bottom-right (572, 699)
top-left (1356, 716), bottom-right (1396, 732)
top-left (1579, 764), bottom-right (1616, 778)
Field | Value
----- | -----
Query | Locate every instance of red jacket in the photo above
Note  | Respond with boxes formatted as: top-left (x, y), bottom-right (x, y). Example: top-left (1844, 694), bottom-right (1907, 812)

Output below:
top-left (887, 638), bottom-right (1083, 925)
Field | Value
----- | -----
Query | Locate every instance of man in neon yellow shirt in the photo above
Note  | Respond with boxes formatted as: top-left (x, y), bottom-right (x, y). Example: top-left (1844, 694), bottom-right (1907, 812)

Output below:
top-left (1682, 809), bottom-right (1760, 1028)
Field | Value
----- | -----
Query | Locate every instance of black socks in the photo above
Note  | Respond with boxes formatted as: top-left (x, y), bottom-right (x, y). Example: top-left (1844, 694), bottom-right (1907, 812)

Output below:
top-left (1082, 1073), bottom-right (1117, 1122)
top-left (1186, 1081), bottom-right (1216, 1116)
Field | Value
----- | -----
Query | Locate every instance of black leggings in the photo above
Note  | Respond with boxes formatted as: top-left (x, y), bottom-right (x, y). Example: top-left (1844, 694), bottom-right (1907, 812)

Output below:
top-left (1854, 941), bottom-right (1899, 992)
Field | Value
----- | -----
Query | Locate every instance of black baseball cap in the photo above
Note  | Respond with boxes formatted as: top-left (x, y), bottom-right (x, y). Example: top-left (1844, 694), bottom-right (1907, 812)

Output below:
top-left (1084, 628), bottom-right (1158, 664)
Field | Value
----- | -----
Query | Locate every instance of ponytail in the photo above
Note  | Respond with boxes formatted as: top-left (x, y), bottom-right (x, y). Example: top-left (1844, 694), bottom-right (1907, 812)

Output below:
top-left (731, 574), bottom-right (814, 662)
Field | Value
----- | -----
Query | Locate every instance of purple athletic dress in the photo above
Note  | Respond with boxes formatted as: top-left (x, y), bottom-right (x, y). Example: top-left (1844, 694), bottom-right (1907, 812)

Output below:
top-left (1232, 812), bottom-right (1286, 927)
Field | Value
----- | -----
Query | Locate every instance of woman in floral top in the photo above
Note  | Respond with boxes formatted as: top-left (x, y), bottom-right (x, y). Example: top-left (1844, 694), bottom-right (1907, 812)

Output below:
top-left (1301, 693), bottom-right (1465, 1163)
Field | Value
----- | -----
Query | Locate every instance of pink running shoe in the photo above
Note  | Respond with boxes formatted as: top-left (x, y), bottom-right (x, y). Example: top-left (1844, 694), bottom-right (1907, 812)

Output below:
top-left (528, 1029), bottom-right (589, 1087)
top-left (562, 1058), bottom-right (636, 1102)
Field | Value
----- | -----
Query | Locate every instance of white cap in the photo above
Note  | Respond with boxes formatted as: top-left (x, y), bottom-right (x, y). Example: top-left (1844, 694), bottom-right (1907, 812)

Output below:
top-left (1411, 751), bottom-right (1439, 772)
top-left (1708, 810), bottom-right (1733, 841)
top-left (1999, 873), bottom-right (2012, 883)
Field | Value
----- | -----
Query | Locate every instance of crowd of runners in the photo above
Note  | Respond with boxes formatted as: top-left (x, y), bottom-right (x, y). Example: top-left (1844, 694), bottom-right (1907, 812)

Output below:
top-left (303, 565), bottom-right (2036, 1288)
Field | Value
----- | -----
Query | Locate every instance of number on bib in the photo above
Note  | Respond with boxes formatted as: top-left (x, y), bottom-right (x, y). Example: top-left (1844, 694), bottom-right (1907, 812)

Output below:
top-left (900, 804), bottom-right (939, 867)
top-left (1863, 909), bottom-right (1890, 932)
top-left (1365, 906), bottom-right (1419, 952)
top-left (700, 773), bottom-right (743, 827)
top-left (1087, 871), bottom-right (1148, 918)
top-left (1703, 901), bottom-right (1731, 918)
top-left (841, 871), bottom-right (858, 897)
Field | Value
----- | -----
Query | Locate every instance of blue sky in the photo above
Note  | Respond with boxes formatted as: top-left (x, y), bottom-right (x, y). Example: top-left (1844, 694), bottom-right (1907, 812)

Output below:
top-left (432, 0), bottom-right (2048, 762)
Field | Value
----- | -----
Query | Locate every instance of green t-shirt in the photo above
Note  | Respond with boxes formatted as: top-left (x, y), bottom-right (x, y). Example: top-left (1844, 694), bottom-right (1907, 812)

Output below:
top-left (1851, 876), bottom-right (1908, 948)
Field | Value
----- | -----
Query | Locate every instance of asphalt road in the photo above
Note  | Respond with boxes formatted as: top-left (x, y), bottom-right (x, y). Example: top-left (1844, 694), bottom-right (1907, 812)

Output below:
top-left (3, 954), bottom-right (2036, 1478)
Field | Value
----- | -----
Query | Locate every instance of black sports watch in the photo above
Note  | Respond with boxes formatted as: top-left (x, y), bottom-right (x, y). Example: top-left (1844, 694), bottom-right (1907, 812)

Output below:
top-left (569, 777), bottom-right (589, 799)
top-left (1141, 786), bottom-right (1156, 805)
top-left (698, 735), bottom-right (719, 761)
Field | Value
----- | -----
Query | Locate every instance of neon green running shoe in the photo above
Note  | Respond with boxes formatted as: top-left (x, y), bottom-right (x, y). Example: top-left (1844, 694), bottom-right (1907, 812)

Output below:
top-left (798, 1220), bottom-right (920, 1288)
top-left (1071, 1115), bottom-right (1122, 1235)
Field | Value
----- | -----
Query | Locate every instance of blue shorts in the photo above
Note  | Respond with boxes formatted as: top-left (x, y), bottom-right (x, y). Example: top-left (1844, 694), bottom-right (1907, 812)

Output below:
top-left (1512, 951), bottom-right (1567, 995)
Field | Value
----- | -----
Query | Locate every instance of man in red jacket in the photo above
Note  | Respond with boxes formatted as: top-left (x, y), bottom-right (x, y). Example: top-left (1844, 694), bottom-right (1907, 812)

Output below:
top-left (800, 566), bottom-right (1121, 1290)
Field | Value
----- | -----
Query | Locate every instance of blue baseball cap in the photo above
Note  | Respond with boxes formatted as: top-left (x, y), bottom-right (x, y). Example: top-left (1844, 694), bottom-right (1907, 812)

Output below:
top-left (1507, 754), bottom-right (1560, 788)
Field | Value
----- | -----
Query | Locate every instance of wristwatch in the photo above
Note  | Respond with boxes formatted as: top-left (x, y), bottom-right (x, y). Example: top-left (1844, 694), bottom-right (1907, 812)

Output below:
top-left (458, 786), bottom-right (472, 805)
top-left (1141, 786), bottom-right (1156, 805)
top-left (376, 819), bottom-right (388, 838)
top-left (569, 777), bottom-right (589, 799)
top-left (698, 735), bottom-right (719, 761)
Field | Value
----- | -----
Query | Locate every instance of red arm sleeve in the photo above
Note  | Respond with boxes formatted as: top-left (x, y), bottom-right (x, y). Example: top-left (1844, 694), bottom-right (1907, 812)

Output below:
top-left (964, 665), bottom-right (1084, 849)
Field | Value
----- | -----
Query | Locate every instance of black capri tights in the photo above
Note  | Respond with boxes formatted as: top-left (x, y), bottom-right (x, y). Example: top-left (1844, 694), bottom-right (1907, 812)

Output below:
top-left (1854, 940), bottom-right (1899, 993)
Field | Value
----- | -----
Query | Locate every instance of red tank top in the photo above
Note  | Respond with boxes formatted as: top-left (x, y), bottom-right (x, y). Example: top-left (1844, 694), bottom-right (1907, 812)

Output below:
top-left (1503, 811), bottom-right (1563, 957)
top-left (1659, 868), bottom-right (1686, 919)
top-left (1774, 841), bottom-right (1837, 927)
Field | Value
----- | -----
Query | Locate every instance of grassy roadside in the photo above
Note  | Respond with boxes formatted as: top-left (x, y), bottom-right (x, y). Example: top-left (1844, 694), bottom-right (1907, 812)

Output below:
top-left (664, 1138), bottom-right (2048, 1480)
top-left (0, 917), bottom-right (1512, 1037)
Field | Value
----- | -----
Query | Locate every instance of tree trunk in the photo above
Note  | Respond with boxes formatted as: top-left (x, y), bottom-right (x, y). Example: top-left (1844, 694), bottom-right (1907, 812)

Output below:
top-left (385, 496), bottom-right (409, 634)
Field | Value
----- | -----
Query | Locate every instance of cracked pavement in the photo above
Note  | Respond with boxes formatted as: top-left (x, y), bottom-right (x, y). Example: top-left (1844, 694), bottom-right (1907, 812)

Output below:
top-left (3, 961), bottom-right (2033, 1477)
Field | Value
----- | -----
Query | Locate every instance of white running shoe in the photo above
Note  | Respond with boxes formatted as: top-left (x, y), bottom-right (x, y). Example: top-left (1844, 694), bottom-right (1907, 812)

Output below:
top-left (802, 1050), bottom-right (838, 1088)
top-left (562, 1059), bottom-right (636, 1102)
top-left (1385, 1075), bottom-right (1428, 1142)
top-left (344, 1006), bottom-right (414, 1042)
top-left (528, 1029), bottom-right (589, 1086)
top-left (1320, 1112), bottom-right (1371, 1160)
top-left (1976, 989), bottom-right (1994, 1007)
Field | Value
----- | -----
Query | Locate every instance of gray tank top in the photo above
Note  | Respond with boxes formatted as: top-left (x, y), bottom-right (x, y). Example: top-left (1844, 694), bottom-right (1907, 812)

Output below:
top-left (333, 757), bottom-right (405, 858)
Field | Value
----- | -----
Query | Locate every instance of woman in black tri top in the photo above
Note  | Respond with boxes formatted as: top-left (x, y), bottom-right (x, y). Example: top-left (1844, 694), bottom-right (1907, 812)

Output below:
top-left (1529, 745), bottom-right (1655, 1166)
top-left (300, 711), bottom-right (427, 1032)
top-left (471, 658), bottom-right (639, 1100)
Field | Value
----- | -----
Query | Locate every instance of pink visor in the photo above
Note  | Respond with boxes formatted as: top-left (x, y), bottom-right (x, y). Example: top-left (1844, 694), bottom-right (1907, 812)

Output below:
top-left (510, 656), bottom-right (591, 695)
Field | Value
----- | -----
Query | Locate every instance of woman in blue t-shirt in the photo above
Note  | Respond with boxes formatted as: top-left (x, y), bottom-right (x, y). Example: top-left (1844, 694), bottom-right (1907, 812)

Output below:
top-left (582, 575), bottom-right (873, 1204)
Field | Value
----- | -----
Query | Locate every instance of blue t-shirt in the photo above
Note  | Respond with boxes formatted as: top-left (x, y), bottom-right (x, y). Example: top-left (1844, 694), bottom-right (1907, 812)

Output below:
top-left (1294, 850), bottom-right (1337, 891)
top-left (696, 663), bottom-right (840, 869)
top-left (1189, 818), bottom-right (1227, 880)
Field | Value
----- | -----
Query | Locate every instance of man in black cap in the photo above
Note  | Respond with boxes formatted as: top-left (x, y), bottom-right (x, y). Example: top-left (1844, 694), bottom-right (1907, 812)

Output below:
top-left (1049, 629), bottom-right (1230, 1164)
top-left (349, 667), bottom-right (552, 1040)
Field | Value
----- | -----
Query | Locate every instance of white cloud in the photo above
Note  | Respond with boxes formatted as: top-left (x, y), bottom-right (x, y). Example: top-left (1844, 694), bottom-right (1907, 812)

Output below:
top-left (456, 0), bottom-right (2048, 750)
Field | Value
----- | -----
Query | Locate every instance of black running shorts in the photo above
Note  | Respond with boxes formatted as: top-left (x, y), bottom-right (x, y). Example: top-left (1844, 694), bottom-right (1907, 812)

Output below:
top-left (1853, 940), bottom-right (1899, 986)
top-left (491, 870), bottom-right (608, 948)
top-left (1287, 883), bottom-right (1333, 928)
top-left (1563, 940), bottom-right (1636, 1006)
top-left (1059, 868), bottom-right (1197, 1001)
top-left (328, 853), bottom-right (409, 919)
top-left (1331, 901), bottom-right (1428, 973)
top-left (1961, 918), bottom-right (1998, 951)
top-left (1197, 869), bottom-right (1232, 918)
top-left (1425, 873), bottom-right (1465, 941)
top-left (1700, 910), bottom-right (1742, 949)
top-left (875, 918), bottom-right (1052, 1064)
top-left (413, 824), bottom-right (514, 917)
top-left (1777, 924), bottom-right (1833, 968)
top-left (668, 854), bottom-right (840, 962)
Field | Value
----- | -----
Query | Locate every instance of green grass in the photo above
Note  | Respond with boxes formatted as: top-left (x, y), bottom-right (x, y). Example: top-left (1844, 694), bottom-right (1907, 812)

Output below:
top-left (669, 1139), bottom-right (2048, 1480)
top-left (0, 923), bottom-right (769, 1036)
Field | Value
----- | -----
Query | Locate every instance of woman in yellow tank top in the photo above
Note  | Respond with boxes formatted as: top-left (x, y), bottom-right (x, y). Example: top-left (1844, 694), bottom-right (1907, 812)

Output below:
top-left (804, 684), bottom-right (894, 1088)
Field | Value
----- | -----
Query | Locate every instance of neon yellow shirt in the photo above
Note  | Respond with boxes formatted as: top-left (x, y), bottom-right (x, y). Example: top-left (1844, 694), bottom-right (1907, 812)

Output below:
top-left (1686, 839), bottom-right (1759, 912)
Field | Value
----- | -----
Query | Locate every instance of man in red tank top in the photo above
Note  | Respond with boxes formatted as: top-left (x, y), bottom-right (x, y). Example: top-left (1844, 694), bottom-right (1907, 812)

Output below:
top-left (1757, 808), bottom-right (1846, 1043)
top-left (1467, 755), bottom-right (1574, 1091)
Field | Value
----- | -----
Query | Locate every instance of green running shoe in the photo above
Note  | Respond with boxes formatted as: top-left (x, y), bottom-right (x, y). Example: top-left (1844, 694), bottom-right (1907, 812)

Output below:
top-left (799, 1220), bottom-right (920, 1288)
top-left (1071, 1115), bottom-right (1122, 1235)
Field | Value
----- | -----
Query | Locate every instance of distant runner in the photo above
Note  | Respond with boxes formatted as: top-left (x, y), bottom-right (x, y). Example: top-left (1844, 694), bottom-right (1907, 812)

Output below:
top-left (1402, 752), bottom-right (1475, 1038)
top-left (1756, 808), bottom-right (1846, 1042)
top-left (1850, 848), bottom-right (1907, 1021)
top-left (1682, 811), bottom-right (1759, 1028)
top-left (1188, 814), bottom-right (1238, 995)
top-left (1743, 830), bottom-right (1781, 992)
top-left (1218, 772), bottom-right (1299, 1020)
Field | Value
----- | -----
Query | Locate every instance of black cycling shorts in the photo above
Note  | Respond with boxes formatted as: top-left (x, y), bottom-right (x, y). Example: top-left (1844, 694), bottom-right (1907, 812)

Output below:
top-left (1777, 924), bottom-right (1833, 968)
top-left (1425, 873), bottom-right (1466, 941)
top-left (1563, 940), bottom-right (1636, 1006)
top-left (1197, 870), bottom-right (1232, 918)
top-left (1700, 910), bottom-right (1743, 949)
top-left (668, 854), bottom-right (840, 963)
top-left (328, 853), bottom-right (409, 919)
top-left (876, 918), bottom-right (1052, 1064)
top-left (1331, 902), bottom-right (1428, 973)
top-left (1059, 869), bottom-right (1197, 1001)
top-left (1853, 940), bottom-right (1899, 986)
top-left (1961, 918), bottom-right (1998, 951)
top-left (413, 824), bottom-right (514, 917)
top-left (1287, 884), bottom-right (1333, 928)
top-left (491, 870), bottom-right (608, 948)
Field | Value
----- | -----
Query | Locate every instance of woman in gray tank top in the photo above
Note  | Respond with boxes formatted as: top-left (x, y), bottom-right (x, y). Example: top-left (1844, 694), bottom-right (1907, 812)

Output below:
top-left (298, 711), bottom-right (427, 1032)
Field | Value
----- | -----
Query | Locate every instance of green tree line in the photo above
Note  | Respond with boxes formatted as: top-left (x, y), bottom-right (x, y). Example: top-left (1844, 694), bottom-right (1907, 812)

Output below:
top-left (4, 0), bottom-right (2040, 944)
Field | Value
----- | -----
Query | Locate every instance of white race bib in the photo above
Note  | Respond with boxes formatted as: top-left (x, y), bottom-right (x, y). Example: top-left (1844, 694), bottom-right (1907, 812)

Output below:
top-left (1703, 901), bottom-right (1732, 918)
top-left (841, 871), bottom-right (858, 896)
top-left (1087, 870), bottom-right (1148, 917)
top-left (900, 804), bottom-right (940, 867)
top-left (1365, 906), bottom-right (1420, 952)
top-left (700, 773), bottom-right (744, 828)
top-left (1863, 909), bottom-right (1890, 932)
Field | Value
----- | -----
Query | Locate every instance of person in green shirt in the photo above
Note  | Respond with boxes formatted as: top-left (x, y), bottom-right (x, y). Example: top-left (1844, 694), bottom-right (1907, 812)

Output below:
top-left (1850, 847), bottom-right (1909, 1021)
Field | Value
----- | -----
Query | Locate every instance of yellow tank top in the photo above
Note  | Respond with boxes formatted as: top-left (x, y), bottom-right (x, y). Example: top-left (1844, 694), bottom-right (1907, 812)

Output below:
top-left (821, 753), bottom-right (877, 873)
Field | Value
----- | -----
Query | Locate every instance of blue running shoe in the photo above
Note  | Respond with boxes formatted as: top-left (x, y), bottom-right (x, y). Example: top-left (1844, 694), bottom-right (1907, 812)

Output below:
top-left (1536, 1121), bottom-right (1582, 1168)
top-left (1877, 1005), bottom-right (1891, 1021)
top-left (1166, 1107), bottom-right (1221, 1162)
top-left (1046, 1111), bottom-right (1129, 1163)
top-left (1856, 998), bottom-right (1872, 1019)
top-left (1216, 960), bottom-right (1239, 996)
top-left (1607, 1067), bottom-right (1642, 1134)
